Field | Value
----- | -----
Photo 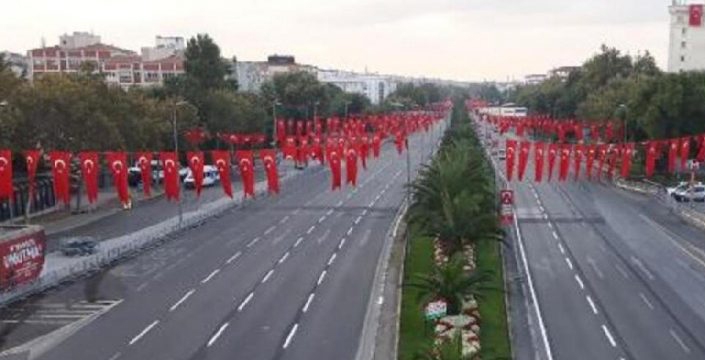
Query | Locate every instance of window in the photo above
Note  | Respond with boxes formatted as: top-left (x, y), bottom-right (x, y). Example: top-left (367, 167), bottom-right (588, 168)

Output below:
top-left (681, 55), bottom-right (686, 62)
top-left (682, 27), bottom-right (687, 35)
top-left (682, 41), bottom-right (687, 49)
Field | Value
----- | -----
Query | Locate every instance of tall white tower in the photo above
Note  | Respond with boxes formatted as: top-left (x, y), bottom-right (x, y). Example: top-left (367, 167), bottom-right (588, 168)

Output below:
top-left (668, 1), bottom-right (705, 72)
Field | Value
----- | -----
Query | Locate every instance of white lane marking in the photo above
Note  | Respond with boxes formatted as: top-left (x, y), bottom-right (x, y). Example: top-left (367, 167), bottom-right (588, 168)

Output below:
top-left (354, 216), bottom-right (362, 224)
top-left (377, 296), bottom-right (384, 305)
top-left (586, 257), bottom-right (604, 279)
top-left (280, 216), bottom-right (290, 224)
top-left (543, 213), bottom-right (548, 220)
top-left (539, 205), bottom-right (545, 213)
top-left (318, 216), bottom-right (326, 223)
top-left (336, 200), bottom-right (344, 207)
top-left (302, 293), bottom-right (315, 313)
top-left (558, 243), bottom-right (565, 254)
top-left (602, 325), bottom-right (617, 347)
top-left (129, 320), bottom-right (159, 345)
top-left (565, 257), bottom-right (573, 270)
top-left (328, 253), bottom-right (337, 266)
top-left (207, 322), bottom-right (229, 347)
top-left (292, 209), bottom-right (301, 215)
top-left (136, 282), bottom-right (149, 292)
top-left (279, 252), bottom-right (290, 264)
top-left (338, 238), bottom-right (346, 249)
top-left (639, 292), bottom-right (654, 310)
top-left (548, 222), bottom-right (553, 229)
top-left (261, 269), bottom-right (274, 283)
top-left (574, 275), bottom-right (584, 290)
top-left (201, 269), bottom-right (220, 284)
top-left (169, 289), bottom-right (196, 312)
top-left (307, 225), bottom-right (316, 234)
top-left (237, 293), bottom-right (254, 311)
top-left (107, 352), bottom-right (122, 360)
top-left (586, 295), bottom-right (598, 314)
top-left (347, 227), bottom-right (354, 236)
top-left (670, 329), bottom-right (691, 353)
top-left (294, 237), bottom-right (304, 248)
top-left (226, 251), bottom-right (242, 264)
top-left (317, 270), bottom-right (327, 285)
top-left (326, 209), bottom-right (334, 216)
top-left (247, 237), bottom-right (260, 248)
top-left (551, 231), bottom-right (559, 240)
top-left (283, 324), bottom-right (299, 349)
top-left (362, 209), bottom-right (368, 216)
top-left (264, 226), bottom-right (276, 235)
top-left (631, 256), bottom-right (655, 280)
top-left (615, 264), bottom-right (629, 279)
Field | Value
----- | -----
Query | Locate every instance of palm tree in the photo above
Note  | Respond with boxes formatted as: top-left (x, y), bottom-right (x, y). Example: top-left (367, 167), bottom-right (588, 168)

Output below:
top-left (407, 254), bottom-right (494, 315)
top-left (413, 331), bottom-right (469, 360)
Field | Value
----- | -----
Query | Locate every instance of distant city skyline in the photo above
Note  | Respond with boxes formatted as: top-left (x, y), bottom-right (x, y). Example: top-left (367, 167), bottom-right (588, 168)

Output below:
top-left (2, 0), bottom-right (676, 82)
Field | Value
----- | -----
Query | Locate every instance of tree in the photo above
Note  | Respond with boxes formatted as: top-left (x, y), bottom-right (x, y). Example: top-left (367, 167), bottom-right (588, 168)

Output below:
top-left (184, 34), bottom-right (231, 91)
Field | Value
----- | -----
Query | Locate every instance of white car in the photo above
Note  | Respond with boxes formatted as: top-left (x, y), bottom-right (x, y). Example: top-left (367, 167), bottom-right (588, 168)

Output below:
top-left (673, 185), bottom-right (705, 202)
top-left (184, 165), bottom-right (220, 189)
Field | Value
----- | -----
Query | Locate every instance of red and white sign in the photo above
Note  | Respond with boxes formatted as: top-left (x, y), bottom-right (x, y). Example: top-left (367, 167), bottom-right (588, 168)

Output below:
top-left (500, 189), bottom-right (514, 225)
top-left (690, 4), bottom-right (703, 27)
top-left (0, 230), bottom-right (46, 289)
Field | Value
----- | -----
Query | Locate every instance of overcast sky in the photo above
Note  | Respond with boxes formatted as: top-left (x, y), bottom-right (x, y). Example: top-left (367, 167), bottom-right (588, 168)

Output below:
top-left (2, 0), bottom-right (673, 81)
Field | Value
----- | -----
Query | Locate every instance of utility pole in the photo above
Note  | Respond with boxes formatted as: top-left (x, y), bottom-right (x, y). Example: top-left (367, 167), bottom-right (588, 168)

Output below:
top-left (173, 100), bottom-right (188, 225)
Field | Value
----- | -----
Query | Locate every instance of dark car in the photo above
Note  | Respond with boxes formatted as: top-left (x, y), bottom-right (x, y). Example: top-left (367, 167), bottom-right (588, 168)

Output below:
top-left (59, 237), bottom-right (98, 257)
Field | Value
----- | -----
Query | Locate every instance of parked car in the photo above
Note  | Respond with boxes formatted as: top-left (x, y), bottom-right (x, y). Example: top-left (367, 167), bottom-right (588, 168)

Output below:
top-left (128, 160), bottom-right (188, 186)
top-left (59, 237), bottom-right (98, 257)
top-left (184, 165), bottom-right (220, 189)
top-left (672, 185), bottom-right (705, 202)
top-left (666, 182), bottom-right (690, 197)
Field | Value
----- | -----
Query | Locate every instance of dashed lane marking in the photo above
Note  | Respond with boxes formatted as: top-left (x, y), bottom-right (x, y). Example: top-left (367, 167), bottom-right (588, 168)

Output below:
top-left (283, 324), bottom-right (299, 349)
top-left (207, 323), bottom-right (229, 347)
top-left (129, 320), bottom-right (159, 345)
top-left (294, 237), bottom-right (304, 248)
top-left (586, 295), bottom-right (598, 314)
top-left (279, 252), bottom-right (290, 264)
top-left (574, 275), bottom-right (584, 290)
top-left (261, 269), bottom-right (274, 283)
top-left (247, 237), bottom-right (260, 248)
top-left (307, 225), bottom-right (316, 234)
top-left (169, 289), bottom-right (196, 312)
top-left (639, 292), bottom-right (654, 310)
top-left (317, 270), bottom-right (327, 286)
top-left (264, 226), bottom-right (276, 235)
top-left (328, 253), bottom-right (337, 266)
top-left (226, 251), bottom-right (242, 264)
top-left (237, 292), bottom-right (254, 312)
top-left (602, 325), bottom-right (617, 347)
top-left (201, 269), bottom-right (220, 284)
top-left (670, 329), bottom-right (691, 353)
top-left (302, 293), bottom-right (315, 313)
top-left (338, 238), bottom-right (346, 250)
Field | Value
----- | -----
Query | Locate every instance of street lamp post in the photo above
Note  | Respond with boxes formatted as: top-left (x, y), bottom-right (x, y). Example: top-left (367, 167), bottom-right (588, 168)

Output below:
top-left (617, 104), bottom-right (628, 143)
top-left (344, 100), bottom-right (351, 118)
top-left (173, 100), bottom-right (188, 225)
top-left (272, 100), bottom-right (282, 146)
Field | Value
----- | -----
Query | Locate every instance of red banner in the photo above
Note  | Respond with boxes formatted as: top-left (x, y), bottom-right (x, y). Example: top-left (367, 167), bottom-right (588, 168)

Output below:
top-left (79, 152), bottom-right (100, 204)
top-left (135, 152), bottom-right (153, 197)
top-left (260, 149), bottom-right (280, 194)
top-left (25, 150), bottom-right (40, 197)
top-left (0, 230), bottom-right (45, 289)
top-left (680, 137), bottom-right (691, 172)
top-left (559, 145), bottom-right (571, 182)
top-left (235, 150), bottom-right (255, 198)
top-left (506, 140), bottom-right (517, 182)
top-left (345, 146), bottom-right (359, 186)
top-left (327, 146), bottom-right (342, 190)
top-left (586, 145), bottom-right (596, 180)
top-left (187, 151), bottom-right (204, 196)
top-left (573, 144), bottom-right (583, 181)
top-left (668, 139), bottom-right (679, 173)
top-left (621, 143), bottom-right (635, 178)
top-left (50, 151), bottom-right (71, 205)
top-left (534, 142), bottom-right (545, 183)
top-left (518, 141), bottom-right (531, 181)
top-left (690, 4), bottom-right (703, 27)
top-left (0, 150), bottom-right (12, 201)
top-left (160, 152), bottom-right (180, 201)
top-left (548, 143), bottom-right (558, 181)
top-left (106, 152), bottom-right (130, 206)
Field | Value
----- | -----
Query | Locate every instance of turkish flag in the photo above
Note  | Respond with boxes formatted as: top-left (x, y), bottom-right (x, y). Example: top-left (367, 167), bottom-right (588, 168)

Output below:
top-left (372, 133), bottom-right (382, 158)
top-left (547, 143), bottom-right (558, 181)
top-left (518, 141), bottom-right (531, 181)
top-left (25, 150), bottom-right (40, 197)
top-left (680, 137), bottom-right (691, 172)
top-left (310, 136), bottom-right (325, 165)
top-left (590, 124), bottom-right (600, 142)
top-left (0, 150), bottom-right (12, 201)
top-left (645, 141), bottom-right (658, 178)
top-left (557, 124), bottom-right (566, 143)
top-left (260, 149), bottom-right (280, 194)
top-left (135, 152), bottom-right (153, 197)
top-left (160, 152), bottom-right (180, 201)
top-left (79, 152), bottom-right (99, 204)
top-left (211, 150), bottom-right (233, 198)
top-left (306, 121), bottom-right (314, 137)
top-left (534, 142), bottom-right (545, 183)
top-left (621, 143), bottom-right (634, 178)
top-left (516, 122), bottom-right (525, 137)
top-left (697, 135), bottom-right (705, 163)
top-left (597, 145), bottom-right (608, 180)
top-left (50, 151), bottom-right (71, 205)
top-left (346, 146), bottom-right (359, 186)
top-left (360, 136), bottom-right (369, 170)
top-left (573, 144), bottom-right (584, 181)
top-left (394, 131), bottom-right (405, 155)
top-left (106, 152), bottom-right (130, 206)
top-left (236, 150), bottom-right (256, 198)
top-left (506, 140), bottom-right (517, 182)
top-left (559, 145), bottom-right (571, 182)
top-left (605, 122), bottom-right (614, 142)
top-left (315, 119), bottom-right (323, 136)
top-left (296, 121), bottom-right (304, 138)
top-left (187, 151), bottom-right (204, 196)
top-left (327, 147), bottom-right (342, 190)
top-left (586, 145), bottom-right (596, 180)
top-left (297, 137), bottom-right (309, 165)
top-left (668, 139), bottom-right (679, 173)
top-left (574, 124), bottom-right (584, 142)
top-left (282, 136), bottom-right (297, 161)
top-left (287, 119), bottom-right (295, 135)
top-left (690, 4), bottom-right (703, 27)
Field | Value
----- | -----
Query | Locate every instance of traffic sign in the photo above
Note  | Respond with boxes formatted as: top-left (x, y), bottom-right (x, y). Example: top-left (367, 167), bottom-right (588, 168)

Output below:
top-left (499, 189), bottom-right (514, 225)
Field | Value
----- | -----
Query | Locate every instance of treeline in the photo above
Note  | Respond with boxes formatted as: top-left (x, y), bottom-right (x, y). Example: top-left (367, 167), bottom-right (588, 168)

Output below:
top-left (507, 44), bottom-right (705, 142)
top-left (0, 33), bottom-right (453, 156)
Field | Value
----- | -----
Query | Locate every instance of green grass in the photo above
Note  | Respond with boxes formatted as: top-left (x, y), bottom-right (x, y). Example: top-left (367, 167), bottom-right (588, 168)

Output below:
top-left (475, 239), bottom-right (512, 359)
top-left (398, 228), bottom-right (435, 360)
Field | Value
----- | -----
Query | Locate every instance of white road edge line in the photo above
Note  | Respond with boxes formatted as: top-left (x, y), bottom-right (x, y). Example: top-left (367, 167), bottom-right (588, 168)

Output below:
top-left (129, 320), bottom-right (159, 345)
top-left (283, 324), bottom-right (299, 349)
top-left (207, 322), bottom-right (229, 347)
top-left (551, 231), bottom-right (559, 240)
top-left (201, 269), bottom-right (220, 284)
top-left (558, 243), bottom-right (565, 254)
top-left (318, 216), bottom-right (326, 223)
top-left (302, 293), bottom-right (315, 313)
top-left (355, 216), bottom-right (362, 224)
top-left (586, 295), bottom-right (598, 314)
top-left (169, 289), bottom-right (196, 312)
top-left (238, 292), bottom-right (254, 312)
top-left (602, 325), bottom-right (617, 347)
top-left (280, 216), bottom-right (290, 224)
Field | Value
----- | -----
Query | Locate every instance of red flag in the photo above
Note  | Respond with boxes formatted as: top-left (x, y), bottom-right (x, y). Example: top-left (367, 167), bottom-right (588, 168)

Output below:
top-left (690, 4), bottom-right (703, 26)
top-left (590, 124), bottom-right (600, 142)
top-left (135, 152), bottom-right (153, 197)
top-left (0, 150), bottom-right (12, 201)
top-left (559, 145), bottom-right (571, 182)
top-left (186, 151), bottom-right (204, 196)
top-left (574, 124), bottom-right (584, 142)
top-left (282, 136), bottom-right (297, 161)
top-left (345, 146), bottom-right (358, 186)
top-left (211, 150), bottom-right (233, 198)
top-left (297, 137), bottom-right (309, 165)
top-left (50, 151), bottom-right (71, 205)
top-left (680, 137), bottom-right (691, 172)
top-left (327, 146), bottom-right (342, 190)
top-left (235, 150), bottom-right (255, 198)
top-left (668, 139), bottom-right (679, 173)
top-left (25, 150), bottom-right (40, 197)
top-left (518, 141), bottom-right (531, 181)
top-left (547, 143), bottom-right (558, 181)
top-left (260, 149), bottom-right (280, 194)
top-left (534, 142), bottom-right (545, 183)
top-left (586, 145), bottom-right (597, 180)
top-left (360, 136), bottom-right (369, 170)
top-left (311, 136), bottom-right (325, 165)
top-left (608, 146), bottom-right (619, 179)
top-left (597, 145), bottom-right (608, 180)
top-left (573, 144), bottom-right (583, 181)
top-left (79, 152), bottom-right (99, 204)
top-left (506, 140), bottom-right (517, 182)
top-left (184, 128), bottom-right (208, 146)
top-left (106, 152), bottom-right (130, 206)
top-left (698, 135), bottom-right (705, 163)
top-left (645, 141), bottom-right (657, 178)
top-left (605, 122), bottom-right (614, 142)
top-left (160, 152), bottom-right (180, 201)
top-left (394, 131), bottom-right (405, 155)
top-left (620, 143), bottom-right (633, 178)
top-left (372, 133), bottom-right (382, 158)
top-left (557, 124), bottom-right (566, 143)
top-left (296, 121), bottom-right (304, 138)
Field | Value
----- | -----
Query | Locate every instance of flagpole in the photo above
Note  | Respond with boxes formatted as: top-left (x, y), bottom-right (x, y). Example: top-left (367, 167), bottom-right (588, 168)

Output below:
top-left (173, 100), bottom-right (188, 226)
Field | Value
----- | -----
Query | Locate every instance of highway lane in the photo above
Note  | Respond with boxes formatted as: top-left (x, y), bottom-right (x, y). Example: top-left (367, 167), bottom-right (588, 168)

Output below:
top-left (1, 121), bottom-right (445, 360)
top-left (484, 118), bottom-right (705, 359)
